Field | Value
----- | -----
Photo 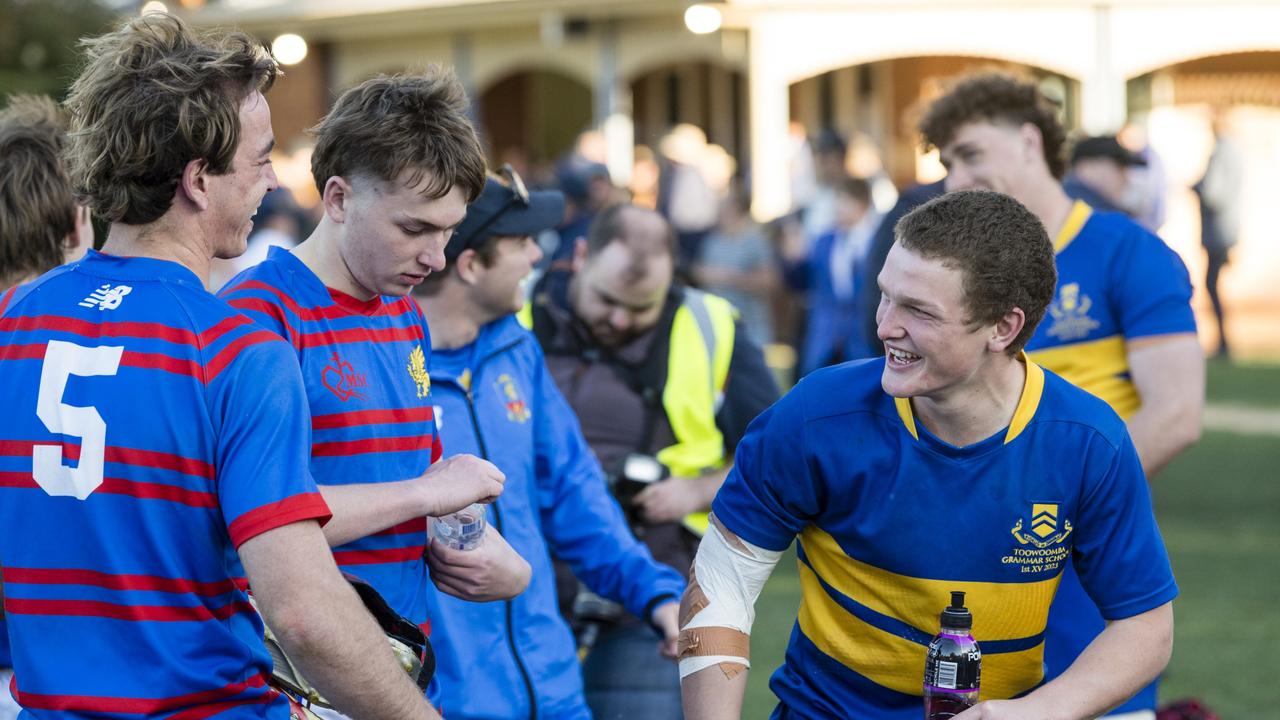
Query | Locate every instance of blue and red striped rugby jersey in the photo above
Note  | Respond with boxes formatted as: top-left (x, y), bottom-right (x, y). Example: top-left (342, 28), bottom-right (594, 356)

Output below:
top-left (220, 246), bottom-right (442, 627)
top-left (0, 250), bottom-right (329, 719)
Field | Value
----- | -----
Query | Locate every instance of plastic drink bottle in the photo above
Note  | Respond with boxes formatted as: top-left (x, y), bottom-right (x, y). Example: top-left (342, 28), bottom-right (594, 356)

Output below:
top-left (433, 503), bottom-right (486, 550)
top-left (923, 591), bottom-right (981, 719)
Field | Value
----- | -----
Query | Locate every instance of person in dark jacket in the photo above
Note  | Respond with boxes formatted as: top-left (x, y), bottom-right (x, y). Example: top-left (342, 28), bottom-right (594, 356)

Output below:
top-left (781, 177), bottom-right (880, 375)
top-left (414, 172), bottom-right (685, 720)
top-left (526, 203), bottom-right (780, 719)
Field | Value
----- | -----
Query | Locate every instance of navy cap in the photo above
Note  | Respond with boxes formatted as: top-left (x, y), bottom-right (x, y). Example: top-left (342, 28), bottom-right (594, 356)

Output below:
top-left (1070, 136), bottom-right (1147, 167)
top-left (445, 175), bottom-right (566, 261)
top-left (557, 161), bottom-right (610, 201)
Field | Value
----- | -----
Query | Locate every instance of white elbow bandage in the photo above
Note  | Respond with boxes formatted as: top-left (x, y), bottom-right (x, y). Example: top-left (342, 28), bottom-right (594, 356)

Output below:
top-left (677, 513), bottom-right (783, 680)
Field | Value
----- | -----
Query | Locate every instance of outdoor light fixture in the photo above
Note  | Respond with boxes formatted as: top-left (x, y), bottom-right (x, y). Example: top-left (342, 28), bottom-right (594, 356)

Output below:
top-left (272, 33), bottom-right (308, 65)
top-left (684, 4), bottom-right (722, 35)
top-left (140, 1), bottom-right (168, 14)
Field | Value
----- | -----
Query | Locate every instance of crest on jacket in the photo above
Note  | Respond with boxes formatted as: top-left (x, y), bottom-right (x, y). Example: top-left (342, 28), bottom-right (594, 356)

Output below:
top-left (495, 373), bottom-right (530, 423)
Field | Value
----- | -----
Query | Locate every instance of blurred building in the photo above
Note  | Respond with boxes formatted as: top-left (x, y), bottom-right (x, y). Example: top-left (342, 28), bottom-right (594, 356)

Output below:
top-left (183, 0), bottom-right (1280, 358)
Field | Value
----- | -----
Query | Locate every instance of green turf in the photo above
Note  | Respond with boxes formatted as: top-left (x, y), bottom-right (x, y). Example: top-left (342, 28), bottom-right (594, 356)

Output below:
top-left (1151, 429), bottom-right (1280, 717)
top-left (741, 365), bottom-right (1280, 719)
top-left (1205, 358), bottom-right (1280, 408)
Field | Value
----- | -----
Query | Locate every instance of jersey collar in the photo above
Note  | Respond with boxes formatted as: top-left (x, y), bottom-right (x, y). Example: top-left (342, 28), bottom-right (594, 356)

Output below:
top-left (893, 352), bottom-right (1046, 448)
top-left (268, 245), bottom-right (390, 317)
top-left (1053, 200), bottom-right (1093, 255)
top-left (79, 249), bottom-right (203, 285)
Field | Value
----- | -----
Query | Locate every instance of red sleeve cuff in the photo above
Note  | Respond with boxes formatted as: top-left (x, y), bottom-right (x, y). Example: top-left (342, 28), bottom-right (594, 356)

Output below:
top-left (430, 434), bottom-right (443, 464)
top-left (228, 492), bottom-right (332, 548)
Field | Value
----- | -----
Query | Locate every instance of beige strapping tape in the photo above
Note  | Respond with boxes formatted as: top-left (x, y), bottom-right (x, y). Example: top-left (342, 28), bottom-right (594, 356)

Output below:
top-left (718, 661), bottom-right (748, 680)
top-left (709, 512), bottom-right (752, 557)
top-left (677, 626), bottom-right (750, 660)
top-left (680, 562), bottom-right (710, 628)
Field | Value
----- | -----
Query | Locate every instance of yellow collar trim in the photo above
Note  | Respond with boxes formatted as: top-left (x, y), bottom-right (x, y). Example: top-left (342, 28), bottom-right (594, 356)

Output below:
top-left (894, 395), bottom-right (919, 440)
top-left (892, 352), bottom-right (1045, 445)
top-left (1054, 200), bottom-right (1092, 254)
top-left (1005, 355), bottom-right (1045, 444)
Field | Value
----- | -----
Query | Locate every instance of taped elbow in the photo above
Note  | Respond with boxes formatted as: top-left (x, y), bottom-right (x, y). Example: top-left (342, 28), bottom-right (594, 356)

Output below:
top-left (676, 513), bottom-right (782, 681)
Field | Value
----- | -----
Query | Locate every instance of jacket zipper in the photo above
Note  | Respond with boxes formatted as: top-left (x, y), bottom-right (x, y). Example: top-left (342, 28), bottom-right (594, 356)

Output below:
top-left (446, 337), bottom-right (538, 720)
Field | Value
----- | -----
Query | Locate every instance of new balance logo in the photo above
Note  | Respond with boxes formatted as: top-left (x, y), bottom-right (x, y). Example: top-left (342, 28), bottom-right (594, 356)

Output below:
top-left (79, 284), bottom-right (133, 311)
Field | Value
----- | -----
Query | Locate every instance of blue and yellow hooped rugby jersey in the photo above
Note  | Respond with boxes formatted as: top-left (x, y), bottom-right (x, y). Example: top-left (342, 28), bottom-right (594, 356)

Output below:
top-left (220, 247), bottom-right (441, 629)
top-left (712, 358), bottom-right (1177, 720)
top-left (1026, 201), bottom-right (1195, 419)
top-left (1032, 201), bottom-right (1195, 712)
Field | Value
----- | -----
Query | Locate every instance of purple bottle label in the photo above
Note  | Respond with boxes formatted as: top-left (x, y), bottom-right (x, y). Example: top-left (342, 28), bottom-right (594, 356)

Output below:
top-left (923, 633), bottom-right (981, 691)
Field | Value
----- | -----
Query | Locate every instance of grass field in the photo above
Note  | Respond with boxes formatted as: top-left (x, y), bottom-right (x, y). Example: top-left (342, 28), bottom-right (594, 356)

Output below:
top-left (742, 361), bottom-right (1280, 719)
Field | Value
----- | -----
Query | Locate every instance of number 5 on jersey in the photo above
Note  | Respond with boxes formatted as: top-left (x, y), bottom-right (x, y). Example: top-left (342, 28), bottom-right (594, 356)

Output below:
top-left (34, 340), bottom-right (124, 500)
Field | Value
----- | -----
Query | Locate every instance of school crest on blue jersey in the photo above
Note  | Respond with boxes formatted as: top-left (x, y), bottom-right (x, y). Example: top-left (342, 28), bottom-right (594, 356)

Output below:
top-left (494, 373), bottom-right (530, 423)
top-left (1045, 283), bottom-right (1100, 342)
top-left (1002, 503), bottom-right (1072, 575)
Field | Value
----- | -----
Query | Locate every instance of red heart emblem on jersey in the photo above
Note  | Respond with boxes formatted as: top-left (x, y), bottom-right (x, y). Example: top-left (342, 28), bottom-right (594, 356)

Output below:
top-left (321, 352), bottom-right (360, 402)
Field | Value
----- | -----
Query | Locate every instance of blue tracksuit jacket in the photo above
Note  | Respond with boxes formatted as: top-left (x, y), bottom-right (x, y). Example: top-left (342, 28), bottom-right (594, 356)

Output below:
top-left (424, 314), bottom-right (685, 720)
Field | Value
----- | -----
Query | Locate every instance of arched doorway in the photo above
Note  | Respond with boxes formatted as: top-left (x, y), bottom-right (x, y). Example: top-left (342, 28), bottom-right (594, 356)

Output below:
top-left (1126, 51), bottom-right (1280, 359)
top-left (477, 69), bottom-right (592, 175)
top-left (629, 61), bottom-right (748, 163)
top-left (788, 56), bottom-right (1079, 191)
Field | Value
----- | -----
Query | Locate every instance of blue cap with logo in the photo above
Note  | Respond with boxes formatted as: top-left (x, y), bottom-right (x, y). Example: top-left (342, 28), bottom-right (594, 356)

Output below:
top-left (445, 165), bottom-right (565, 261)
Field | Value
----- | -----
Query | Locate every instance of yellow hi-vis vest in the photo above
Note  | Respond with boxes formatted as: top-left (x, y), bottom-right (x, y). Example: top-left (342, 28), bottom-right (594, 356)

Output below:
top-left (660, 289), bottom-right (736, 536)
top-left (519, 288), bottom-right (736, 536)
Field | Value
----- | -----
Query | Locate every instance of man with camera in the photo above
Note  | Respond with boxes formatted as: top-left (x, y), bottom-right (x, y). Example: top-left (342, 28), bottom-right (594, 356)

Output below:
top-left (526, 202), bottom-right (780, 718)
top-left (413, 173), bottom-right (684, 720)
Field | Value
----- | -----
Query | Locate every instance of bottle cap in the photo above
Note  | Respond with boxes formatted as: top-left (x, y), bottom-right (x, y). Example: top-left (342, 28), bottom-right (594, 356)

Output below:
top-left (941, 590), bottom-right (972, 631)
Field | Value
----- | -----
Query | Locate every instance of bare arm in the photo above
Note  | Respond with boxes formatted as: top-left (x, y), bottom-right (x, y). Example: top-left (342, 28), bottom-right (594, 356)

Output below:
top-left (634, 465), bottom-right (732, 524)
top-left (240, 520), bottom-right (440, 720)
top-left (318, 454), bottom-right (505, 546)
top-left (954, 602), bottom-right (1173, 720)
top-left (1126, 334), bottom-right (1204, 477)
top-left (683, 662), bottom-right (750, 720)
top-left (679, 517), bottom-right (784, 720)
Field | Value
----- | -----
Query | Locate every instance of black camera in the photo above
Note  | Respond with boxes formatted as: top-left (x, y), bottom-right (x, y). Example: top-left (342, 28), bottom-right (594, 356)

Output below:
top-left (608, 453), bottom-right (669, 527)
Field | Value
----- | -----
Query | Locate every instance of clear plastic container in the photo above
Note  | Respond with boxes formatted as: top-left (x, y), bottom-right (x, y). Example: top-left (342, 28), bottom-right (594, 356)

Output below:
top-left (433, 503), bottom-right (487, 551)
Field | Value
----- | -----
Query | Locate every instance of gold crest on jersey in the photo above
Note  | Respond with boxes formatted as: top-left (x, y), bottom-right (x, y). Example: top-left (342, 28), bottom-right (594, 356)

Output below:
top-left (1045, 283), bottom-right (1101, 341)
top-left (407, 345), bottom-right (430, 398)
top-left (1012, 503), bottom-right (1073, 547)
top-left (1002, 503), bottom-right (1073, 575)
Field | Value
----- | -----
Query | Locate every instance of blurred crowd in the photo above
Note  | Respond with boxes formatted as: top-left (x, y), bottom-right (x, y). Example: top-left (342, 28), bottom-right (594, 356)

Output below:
top-left (0, 12), bottom-right (1240, 711)
top-left (226, 113), bottom-right (1242, 381)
